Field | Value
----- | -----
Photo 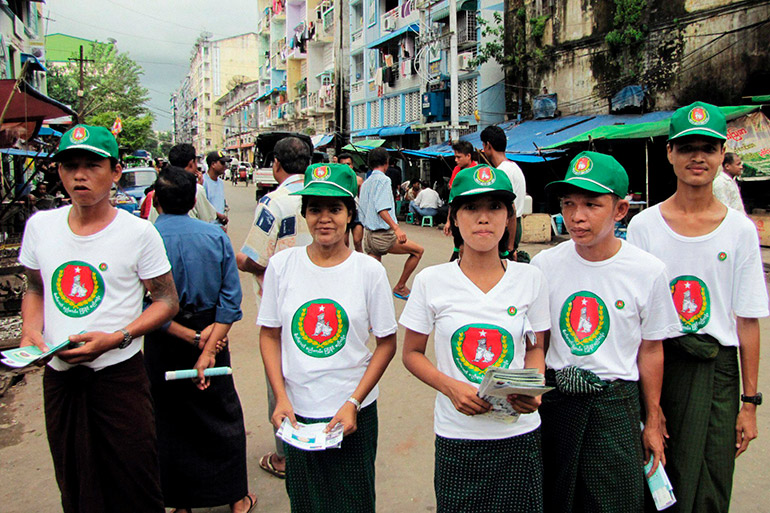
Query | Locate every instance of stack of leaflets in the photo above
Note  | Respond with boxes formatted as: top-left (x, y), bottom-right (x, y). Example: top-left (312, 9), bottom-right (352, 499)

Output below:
top-left (1, 338), bottom-right (78, 368)
top-left (644, 459), bottom-right (676, 510)
top-left (477, 367), bottom-right (554, 423)
top-left (276, 418), bottom-right (344, 451)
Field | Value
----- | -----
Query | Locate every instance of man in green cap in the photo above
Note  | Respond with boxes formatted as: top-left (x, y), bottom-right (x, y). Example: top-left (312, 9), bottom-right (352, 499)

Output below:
top-left (532, 151), bottom-right (679, 512)
top-left (18, 125), bottom-right (179, 512)
top-left (628, 102), bottom-right (768, 512)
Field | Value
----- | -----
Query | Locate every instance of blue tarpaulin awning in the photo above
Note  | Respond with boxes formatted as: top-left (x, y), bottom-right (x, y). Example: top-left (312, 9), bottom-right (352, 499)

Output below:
top-left (311, 133), bottom-right (334, 147)
top-left (254, 86), bottom-right (286, 101)
top-left (0, 148), bottom-right (49, 157)
top-left (411, 111), bottom-right (676, 162)
top-left (38, 126), bottom-right (62, 137)
top-left (366, 23), bottom-right (419, 48)
top-left (21, 53), bottom-right (47, 72)
top-left (379, 125), bottom-right (418, 137)
top-left (352, 128), bottom-right (381, 137)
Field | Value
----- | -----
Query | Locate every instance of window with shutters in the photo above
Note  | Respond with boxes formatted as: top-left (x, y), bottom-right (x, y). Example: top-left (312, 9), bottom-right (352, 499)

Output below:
top-left (459, 79), bottom-right (477, 117)
top-left (404, 91), bottom-right (420, 122)
top-left (370, 101), bottom-right (380, 127)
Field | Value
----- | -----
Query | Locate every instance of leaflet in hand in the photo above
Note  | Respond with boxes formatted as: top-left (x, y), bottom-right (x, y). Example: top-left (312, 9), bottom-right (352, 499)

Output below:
top-left (644, 458), bottom-right (676, 510)
top-left (276, 418), bottom-right (344, 451)
top-left (477, 367), bottom-right (553, 423)
top-left (1, 336), bottom-right (81, 368)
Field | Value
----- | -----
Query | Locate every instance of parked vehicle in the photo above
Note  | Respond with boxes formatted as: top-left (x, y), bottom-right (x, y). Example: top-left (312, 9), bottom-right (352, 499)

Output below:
top-left (253, 132), bottom-right (314, 200)
top-left (117, 167), bottom-right (157, 215)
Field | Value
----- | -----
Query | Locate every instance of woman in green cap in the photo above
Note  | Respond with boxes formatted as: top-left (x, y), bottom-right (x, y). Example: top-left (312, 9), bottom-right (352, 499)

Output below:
top-left (401, 164), bottom-right (550, 512)
top-left (257, 163), bottom-right (398, 513)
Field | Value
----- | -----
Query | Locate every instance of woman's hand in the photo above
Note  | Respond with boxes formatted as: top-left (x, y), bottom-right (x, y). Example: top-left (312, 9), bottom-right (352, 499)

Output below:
top-left (445, 379), bottom-right (491, 416)
top-left (271, 397), bottom-right (298, 430)
top-left (193, 349), bottom-right (216, 391)
top-left (326, 401), bottom-right (358, 436)
top-left (507, 394), bottom-right (541, 414)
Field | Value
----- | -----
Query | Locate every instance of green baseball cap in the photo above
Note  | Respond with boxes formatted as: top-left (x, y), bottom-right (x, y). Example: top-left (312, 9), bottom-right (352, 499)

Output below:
top-left (53, 125), bottom-right (119, 161)
top-left (668, 101), bottom-right (727, 141)
top-left (546, 151), bottom-right (629, 197)
top-left (291, 163), bottom-right (358, 198)
top-left (449, 164), bottom-right (516, 204)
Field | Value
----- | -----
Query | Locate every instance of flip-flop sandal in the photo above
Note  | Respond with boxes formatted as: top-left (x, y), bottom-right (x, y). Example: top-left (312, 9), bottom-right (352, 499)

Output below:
top-left (393, 291), bottom-right (410, 300)
top-left (259, 451), bottom-right (286, 479)
top-left (242, 492), bottom-right (257, 513)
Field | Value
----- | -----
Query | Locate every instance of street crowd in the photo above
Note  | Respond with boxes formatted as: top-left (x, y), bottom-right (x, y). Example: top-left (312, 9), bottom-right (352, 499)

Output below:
top-left (16, 101), bottom-right (767, 513)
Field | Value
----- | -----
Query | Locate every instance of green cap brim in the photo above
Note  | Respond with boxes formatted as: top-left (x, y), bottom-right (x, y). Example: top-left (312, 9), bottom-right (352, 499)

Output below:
top-left (290, 181), bottom-right (355, 198)
top-left (53, 145), bottom-right (114, 161)
top-left (546, 177), bottom-right (617, 196)
top-left (668, 127), bottom-right (727, 141)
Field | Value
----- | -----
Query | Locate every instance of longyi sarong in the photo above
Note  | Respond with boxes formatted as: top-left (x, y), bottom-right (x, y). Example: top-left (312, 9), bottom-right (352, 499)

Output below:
top-left (652, 334), bottom-right (739, 513)
top-left (434, 429), bottom-right (543, 513)
top-left (284, 402), bottom-right (378, 513)
top-left (540, 372), bottom-right (644, 513)
top-left (144, 308), bottom-right (248, 509)
top-left (44, 352), bottom-right (164, 513)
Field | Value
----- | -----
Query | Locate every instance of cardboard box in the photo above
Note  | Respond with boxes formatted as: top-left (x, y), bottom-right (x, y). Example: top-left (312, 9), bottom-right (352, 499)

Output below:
top-left (749, 213), bottom-right (770, 247)
top-left (521, 214), bottom-right (551, 243)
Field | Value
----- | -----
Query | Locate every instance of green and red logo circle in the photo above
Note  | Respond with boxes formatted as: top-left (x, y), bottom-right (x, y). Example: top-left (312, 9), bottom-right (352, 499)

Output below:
top-left (51, 261), bottom-right (105, 317)
top-left (573, 157), bottom-right (593, 175)
top-left (718, 252), bottom-right (727, 262)
top-left (451, 324), bottom-right (514, 383)
top-left (688, 107), bottom-right (709, 125)
top-left (507, 306), bottom-right (517, 316)
top-left (312, 165), bottom-right (331, 180)
top-left (290, 299), bottom-right (349, 358)
top-left (70, 126), bottom-right (89, 143)
top-left (670, 275), bottom-right (710, 332)
top-left (559, 291), bottom-right (610, 355)
top-left (473, 166), bottom-right (495, 186)
top-left (615, 300), bottom-right (625, 310)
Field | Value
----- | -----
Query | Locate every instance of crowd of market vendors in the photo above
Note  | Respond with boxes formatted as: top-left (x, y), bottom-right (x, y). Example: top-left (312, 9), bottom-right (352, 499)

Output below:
top-left (14, 101), bottom-right (767, 513)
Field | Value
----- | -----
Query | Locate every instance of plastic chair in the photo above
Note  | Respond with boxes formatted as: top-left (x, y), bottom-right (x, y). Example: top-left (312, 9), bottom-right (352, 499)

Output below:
top-left (405, 213), bottom-right (414, 224)
top-left (421, 215), bottom-right (434, 227)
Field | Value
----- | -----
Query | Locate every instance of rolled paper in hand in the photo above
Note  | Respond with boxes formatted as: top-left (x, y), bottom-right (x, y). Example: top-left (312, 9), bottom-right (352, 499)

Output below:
top-left (165, 366), bottom-right (233, 381)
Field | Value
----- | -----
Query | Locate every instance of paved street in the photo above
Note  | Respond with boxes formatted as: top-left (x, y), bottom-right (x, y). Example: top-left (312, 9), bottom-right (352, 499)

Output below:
top-left (1, 182), bottom-right (770, 513)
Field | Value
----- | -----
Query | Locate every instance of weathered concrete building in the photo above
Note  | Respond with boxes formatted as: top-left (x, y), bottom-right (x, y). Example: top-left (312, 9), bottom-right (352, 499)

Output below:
top-left (505, 0), bottom-right (770, 116)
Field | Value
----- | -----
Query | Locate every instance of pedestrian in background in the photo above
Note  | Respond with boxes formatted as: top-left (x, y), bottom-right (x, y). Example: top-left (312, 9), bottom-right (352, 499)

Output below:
top-left (258, 163), bottom-right (397, 512)
top-left (713, 151), bottom-right (746, 213)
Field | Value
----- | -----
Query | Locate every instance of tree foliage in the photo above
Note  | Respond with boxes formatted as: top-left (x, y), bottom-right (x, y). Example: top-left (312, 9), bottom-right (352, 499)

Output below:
top-left (86, 111), bottom-right (154, 155)
top-left (47, 43), bottom-right (151, 121)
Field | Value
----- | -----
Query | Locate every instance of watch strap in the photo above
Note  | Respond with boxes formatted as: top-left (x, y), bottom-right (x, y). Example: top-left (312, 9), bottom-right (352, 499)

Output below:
top-left (741, 393), bottom-right (762, 405)
top-left (117, 328), bottom-right (132, 349)
top-left (346, 397), bottom-right (362, 412)
top-left (193, 331), bottom-right (202, 349)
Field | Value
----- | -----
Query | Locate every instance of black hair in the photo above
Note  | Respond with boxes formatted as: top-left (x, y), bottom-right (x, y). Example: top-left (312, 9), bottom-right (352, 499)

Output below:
top-left (337, 153), bottom-right (353, 162)
top-left (451, 140), bottom-right (474, 156)
top-left (723, 152), bottom-right (738, 165)
top-left (409, 178), bottom-right (421, 186)
top-left (168, 144), bottom-right (196, 168)
top-left (448, 192), bottom-right (514, 257)
top-left (155, 165), bottom-right (196, 215)
top-left (480, 125), bottom-right (507, 152)
top-left (300, 195), bottom-right (358, 231)
top-left (368, 147), bottom-right (390, 169)
top-left (556, 184), bottom-right (621, 203)
top-left (274, 137), bottom-right (312, 175)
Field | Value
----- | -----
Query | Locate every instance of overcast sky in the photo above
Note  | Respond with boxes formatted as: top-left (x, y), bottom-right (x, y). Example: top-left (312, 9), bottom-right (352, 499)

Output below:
top-left (46, 0), bottom-right (258, 131)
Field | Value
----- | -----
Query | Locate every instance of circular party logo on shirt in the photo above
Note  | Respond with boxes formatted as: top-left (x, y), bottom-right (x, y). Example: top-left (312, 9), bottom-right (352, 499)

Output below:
top-left (451, 324), bottom-right (514, 383)
top-left (670, 275), bottom-right (710, 333)
top-left (559, 291), bottom-right (610, 355)
top-left (291, 299), bottom-right (349, 358)
top-left (51, 261), bottom-right (105, 317)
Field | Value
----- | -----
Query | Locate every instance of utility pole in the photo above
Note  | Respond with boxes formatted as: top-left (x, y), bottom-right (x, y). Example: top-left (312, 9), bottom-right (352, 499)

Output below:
top-left (333, 0), bottom-right (350, 155)
top-left (68, 45), bottom-right (94, 123)
top-left (418, 3), bottom-right (428, 148)
top-left (448, 0), bottom-right (459, 141)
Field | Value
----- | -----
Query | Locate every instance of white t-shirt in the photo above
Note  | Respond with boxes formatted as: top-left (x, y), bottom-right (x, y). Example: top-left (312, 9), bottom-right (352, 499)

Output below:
top-left (257, 247), bottom-right (397, 418)
top-left (19, 206), bottom-right (171, 371)
top-left (627, 205), bottom-right (769, 346)
top-left (496, 160), bottom-right (526, 218)
top-left (399, 261), bottom-right (551, 440)
top-left (414, 187), bottom-right (443, 209)
top-left (531, 240), bottom-right (680, 381)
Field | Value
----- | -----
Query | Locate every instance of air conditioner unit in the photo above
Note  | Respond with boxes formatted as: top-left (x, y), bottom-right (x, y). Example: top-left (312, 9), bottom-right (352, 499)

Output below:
top-left (458, 52), bottom-right (473, 71)
top-left (384, 17), bottom-right (397, 32)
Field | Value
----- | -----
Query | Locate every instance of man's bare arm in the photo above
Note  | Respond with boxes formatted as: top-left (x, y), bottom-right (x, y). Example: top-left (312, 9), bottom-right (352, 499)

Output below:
top-left (20, 268), bottom-right (46, 350)
top-left (236, 251), bottom-right (266, 276)
top-left (735, 316), bottom-right (760, 457)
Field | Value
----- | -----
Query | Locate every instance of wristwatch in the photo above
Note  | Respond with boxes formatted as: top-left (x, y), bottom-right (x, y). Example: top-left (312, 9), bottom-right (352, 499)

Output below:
top-left (346, 397), bottom-right (362, 412)
top-left (741, 393), bottom-right (762, 405)
top-left (117, 328), bottom-right (133, 349)
top-left (193, 331), bottom-right (202, 349)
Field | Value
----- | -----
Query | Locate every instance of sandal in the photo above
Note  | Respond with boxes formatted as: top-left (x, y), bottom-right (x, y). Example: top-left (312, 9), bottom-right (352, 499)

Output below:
top-left (259, 451), bottom-right (286, 479)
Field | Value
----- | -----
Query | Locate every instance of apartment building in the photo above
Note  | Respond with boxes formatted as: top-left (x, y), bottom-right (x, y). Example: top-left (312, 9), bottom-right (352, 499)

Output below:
top-left (252, 0), bottom-right (338, 145)
top-left (350, 0), bottom-right (506, 148)
top-left (2, 1), bottom-right (46, 92)
top-left (215, 79), bottom-right (260, 163)
top-left (173, 33), bottom-right (259, 153)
